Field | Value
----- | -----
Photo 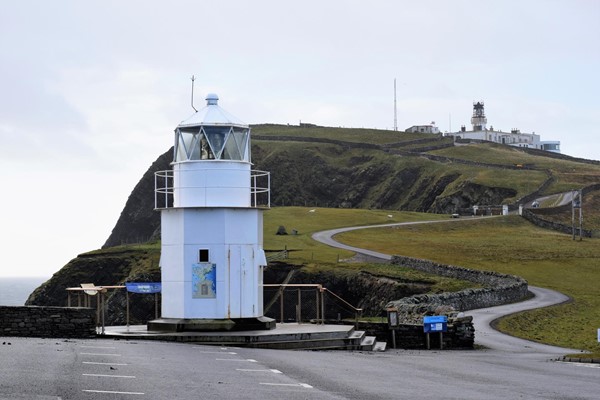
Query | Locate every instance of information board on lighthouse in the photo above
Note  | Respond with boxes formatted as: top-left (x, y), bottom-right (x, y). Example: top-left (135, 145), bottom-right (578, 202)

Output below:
top-left (192, 263), bottom-right (217, 298)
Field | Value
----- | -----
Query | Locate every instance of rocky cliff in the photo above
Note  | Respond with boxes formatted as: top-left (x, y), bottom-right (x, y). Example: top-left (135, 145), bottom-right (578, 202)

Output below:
top-left (102, 134), bottom-right (520, 247)
top-left (27, 126), bottom-right (544, 312)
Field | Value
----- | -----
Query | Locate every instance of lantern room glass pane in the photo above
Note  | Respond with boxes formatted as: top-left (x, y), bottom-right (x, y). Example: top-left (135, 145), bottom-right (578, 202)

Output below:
top-left (202, 126), bottom-right (230, 160)
top-left (198, 133), bottom-right (213, 159)
top-left (231, 128), bottom-right (249, 161)
top-left (174, 131), bottom-right (189, 161)
top-left (175, 135), bottom-right (186, 161)
top-left (180, 132), bottom-right (195, 159)
top-left (188, 133), bottom-right (202, 160)
top-left (222, 131), bottom-right (242, 160)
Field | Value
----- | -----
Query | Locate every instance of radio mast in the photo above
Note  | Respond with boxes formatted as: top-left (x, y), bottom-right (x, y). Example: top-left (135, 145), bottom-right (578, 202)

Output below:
top-left (393, 78), bottom-right (398, 131)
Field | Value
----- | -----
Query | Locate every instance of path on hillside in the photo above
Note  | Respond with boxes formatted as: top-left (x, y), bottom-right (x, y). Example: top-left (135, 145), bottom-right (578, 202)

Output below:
top-left (312, 220), bottom-right (578, 353)
top-left (533, 191), bottom-right (576, 207)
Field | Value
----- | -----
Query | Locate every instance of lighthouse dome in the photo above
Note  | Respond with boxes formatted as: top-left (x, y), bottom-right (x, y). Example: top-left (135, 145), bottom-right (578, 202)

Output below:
top-left (178, 94), bottom-right (248, 129)
top-left (173, 94), bottom-right (251, 162)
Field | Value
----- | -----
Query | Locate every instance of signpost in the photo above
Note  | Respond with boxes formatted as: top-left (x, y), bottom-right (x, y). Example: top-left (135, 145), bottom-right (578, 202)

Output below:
top-left (125, 283), bottom-right (162, 327)
top-left (424, 315), bottom-right (448, 350)
top-left (387, 307), bottom-right (399, 349)
top-left (125, 282), bottom-right (162, 294)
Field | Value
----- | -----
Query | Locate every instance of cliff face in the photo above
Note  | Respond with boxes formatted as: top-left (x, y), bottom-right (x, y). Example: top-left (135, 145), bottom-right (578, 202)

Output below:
top-left (102, 148), bottom-right (172, 248)
top-left (101, 137), bottom-right (520, 248)
top-left (27, 129), bottom-right (527, 311)
top-left (26, 247), bottom-right (161, 308)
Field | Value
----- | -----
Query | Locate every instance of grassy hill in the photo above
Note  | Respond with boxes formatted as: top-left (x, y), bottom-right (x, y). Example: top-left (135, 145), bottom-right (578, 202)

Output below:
top-left (251, 124), bottom-right (600, 212)
top-left (101, 123), bottom-right (600, 247)
top-left (28, 123), bottom-right (600, 352)
top-left (336, 214), bottom-right (600, 352)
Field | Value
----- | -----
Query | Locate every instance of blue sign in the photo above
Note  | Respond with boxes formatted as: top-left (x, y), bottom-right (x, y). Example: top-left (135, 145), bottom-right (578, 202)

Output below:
top-left (423, 315), bottom-right (448, 333)
top-left (126, 282), bottom-right (161, 294)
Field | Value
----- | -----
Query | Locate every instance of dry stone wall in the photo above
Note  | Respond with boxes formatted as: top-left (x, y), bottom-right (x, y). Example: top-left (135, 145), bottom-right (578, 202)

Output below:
top-left (0, 306), bottom-right (96, 338)
top-left (521, 183), bottom-right (600, 238)
top-left (359, 315), bottom-right (475, 349)
top-left (387, 255), bottom-right (528, 313)
top-left (521, 209), bottom-right (593, 237)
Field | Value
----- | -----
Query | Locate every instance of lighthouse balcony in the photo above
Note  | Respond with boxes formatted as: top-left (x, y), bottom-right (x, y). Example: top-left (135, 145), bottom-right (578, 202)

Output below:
top-left (155, 168), bottom-right (270, 210)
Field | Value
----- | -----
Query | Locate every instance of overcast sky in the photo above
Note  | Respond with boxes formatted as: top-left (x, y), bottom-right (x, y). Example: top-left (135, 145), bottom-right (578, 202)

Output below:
top-left (1, 1), bottom-right (598, 278)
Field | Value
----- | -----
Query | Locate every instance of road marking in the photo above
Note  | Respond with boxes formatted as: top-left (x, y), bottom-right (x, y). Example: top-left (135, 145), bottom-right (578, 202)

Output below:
top-left (82, 389), bottom-right (144, 395)
top-left (236, 369), bottom-right (283, 374)
top-left (196, 350), bottom-right (237, 355)
top-left (215, 358), bottom-right (257, 362)
top-left (82, 373), bottom-right (136, 378)
top-left (260, 383), bottom-right (313, 388)
top-left (83, 362), bottom-right (129, 366)
top-left (80, 345), bottom-right (116, 349)
top-left (80, 353), bottom-right (121, 356)
top-left (557, 361), bottom-right (600, 369)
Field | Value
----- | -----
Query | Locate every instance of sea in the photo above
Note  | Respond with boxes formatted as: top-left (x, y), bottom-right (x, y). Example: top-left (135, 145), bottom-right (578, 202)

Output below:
top-left (0, 277), bottom-right (48, 306)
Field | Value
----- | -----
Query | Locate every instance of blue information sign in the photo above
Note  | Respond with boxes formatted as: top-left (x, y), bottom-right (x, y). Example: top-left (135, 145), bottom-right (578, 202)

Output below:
top-left (126, 282), bottom-right (161, 294)
top-left (423, 315), bottom-right (448, 333)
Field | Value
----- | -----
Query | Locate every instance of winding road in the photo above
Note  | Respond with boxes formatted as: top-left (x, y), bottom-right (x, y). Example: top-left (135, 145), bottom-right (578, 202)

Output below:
top-left (1, 219), bottom-right (595, 399)
top-left (312, 220), bottom-right (578, 354)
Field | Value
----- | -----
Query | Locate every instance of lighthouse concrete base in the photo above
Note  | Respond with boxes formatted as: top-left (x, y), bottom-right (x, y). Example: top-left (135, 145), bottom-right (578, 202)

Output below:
top-left (147, 316), bottom-right (275, 333)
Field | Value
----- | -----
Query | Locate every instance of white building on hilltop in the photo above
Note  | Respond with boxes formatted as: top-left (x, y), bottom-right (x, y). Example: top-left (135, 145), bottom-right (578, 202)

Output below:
top-left (445, 101), bottom-right (560, 153)
top-left (406, 123), bottom-right (440, 134)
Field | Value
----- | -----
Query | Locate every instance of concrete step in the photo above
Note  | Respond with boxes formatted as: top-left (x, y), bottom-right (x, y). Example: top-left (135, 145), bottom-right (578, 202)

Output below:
top-left (102, 324), bottom-right (387, 351)
top-left (373, 341), bottom-right (387, 352)
top-left (358, 335), bottom-right (376, 351)
top-left (220, 335), bottom-right (367, 350)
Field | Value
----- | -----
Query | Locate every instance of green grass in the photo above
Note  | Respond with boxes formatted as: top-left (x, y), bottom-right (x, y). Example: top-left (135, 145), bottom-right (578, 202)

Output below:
top-left (431, 144), bottom-right (600, 194)
top-left (252, 123), bottom-right (425, 144)
top-left (335, 214), bottom-right (600, 351)
top-left (532, 189), bottom-right (600, 231)
top-left (263, 207), bottom-right (448, 263)
top-left (564, 351), bottom-right (600, 359)
top-left (256, 141), bottom-right (560, 206)
top-left (96, 205), bottom-right (600, 352)
top-left (253, 125), bottom-right (600, 210)
top-left (263, 207), bottom-right (477, 293)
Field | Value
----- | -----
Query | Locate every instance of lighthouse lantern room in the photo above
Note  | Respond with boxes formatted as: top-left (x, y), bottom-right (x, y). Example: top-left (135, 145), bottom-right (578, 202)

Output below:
top-left (149, 94), bottom-right (274, 331)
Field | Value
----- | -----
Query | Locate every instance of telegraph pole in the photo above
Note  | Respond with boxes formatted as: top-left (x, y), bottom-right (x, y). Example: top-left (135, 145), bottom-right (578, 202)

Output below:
top-left (572, 189), bottom-right (583, 241)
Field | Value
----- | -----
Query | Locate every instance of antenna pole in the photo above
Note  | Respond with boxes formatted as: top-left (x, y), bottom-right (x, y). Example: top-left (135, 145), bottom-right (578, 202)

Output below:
top-left (393, 78), bottom-right (398, 131)
top-left (191, 75), bottom-right (198, 112)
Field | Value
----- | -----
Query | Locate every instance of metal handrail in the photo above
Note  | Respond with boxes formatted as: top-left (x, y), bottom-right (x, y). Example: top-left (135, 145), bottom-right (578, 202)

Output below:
top-left (154, 170), bottom-right (173, 210)
top-left (265, 249), bottom-right (288, 262)
top-left (323, 288), bottom-right (363, 329)
top-left (263, 284), bottom-right (363, 328)
top-left (323, 288), bottom-right (363, 314)
top-left (154, 169), bottom-right (270, 209)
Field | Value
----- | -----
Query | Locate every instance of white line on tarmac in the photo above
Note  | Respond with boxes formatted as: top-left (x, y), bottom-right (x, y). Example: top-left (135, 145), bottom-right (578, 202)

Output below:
top-left (260, 383), bottom-right (313, 388)
top-left (215, 358), bottom-right (257, 362)
top-left (196, 350), bottom-right (237, 355)
top-left (82, 373), bottom-right (136, 378)
top-left (80, 353), bottom-right (121, 356)
top-left (557, 361), bottom-right (600, 369)
top-left (82, 389), bottom-right (144, 395)
top-left (83, 362), bottom-right (129, 366)
top-left (80, 346), bottom-right (116, 349)
top-left (236, 369), bottom-right (283, 374)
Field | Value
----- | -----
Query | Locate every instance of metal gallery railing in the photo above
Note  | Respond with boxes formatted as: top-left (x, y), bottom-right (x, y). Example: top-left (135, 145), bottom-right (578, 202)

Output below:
top-left (154, 169), bottom-right (270, 209)
top-left (263, 284), bottom-right (363, 328)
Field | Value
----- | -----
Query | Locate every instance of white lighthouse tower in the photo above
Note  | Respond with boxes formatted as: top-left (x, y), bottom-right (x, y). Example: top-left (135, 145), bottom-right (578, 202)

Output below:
top-left (149, 93), bottom-right (274, 331)
top-left (470, 101), bottom-right (487, 131)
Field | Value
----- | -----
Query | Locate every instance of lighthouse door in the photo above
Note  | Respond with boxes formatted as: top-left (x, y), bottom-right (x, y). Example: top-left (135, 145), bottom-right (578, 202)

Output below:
top-left (228, 245), bottom-right (256, 318)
